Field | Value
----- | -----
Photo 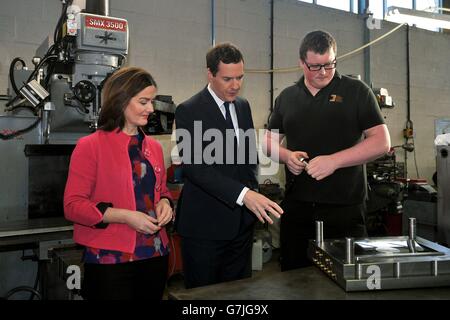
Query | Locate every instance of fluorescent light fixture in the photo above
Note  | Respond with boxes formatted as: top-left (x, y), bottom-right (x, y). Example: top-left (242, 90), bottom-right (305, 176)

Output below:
top-left (385, 6), bottom-right (450, 30)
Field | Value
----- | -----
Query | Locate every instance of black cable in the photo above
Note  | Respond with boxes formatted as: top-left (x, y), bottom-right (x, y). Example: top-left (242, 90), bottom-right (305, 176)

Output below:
top-left (9, 57), bottom-right (27, 96)
top-left (5, 95), bottom-right (21, 108)
top-left (5, 105), bottom-right (38, 116)
top-left (0, 117), bottom-right (41, 140)
top-left (29, 261), bottom-right (41, 300)
top-left (6, 0), bottom-right (70, 107)
top-left (5, 53), bottom-right (57, 108)
top-left (26, 54), bottom-right (58, 84)
top-left (54, 1), bottom-right (69, 44)
top-left (3, 1), bottom-right (73, 139)
top-left (4, 286), bottom-right (42, 300)
top-left (53, 0), bottom-right (73, 56)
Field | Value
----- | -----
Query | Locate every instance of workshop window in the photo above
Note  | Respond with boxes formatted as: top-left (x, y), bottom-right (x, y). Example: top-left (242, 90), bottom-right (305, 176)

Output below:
top-left (297, 0), bottom-right (359, 13)
top-left (298, 0), bottom-right (444, 32)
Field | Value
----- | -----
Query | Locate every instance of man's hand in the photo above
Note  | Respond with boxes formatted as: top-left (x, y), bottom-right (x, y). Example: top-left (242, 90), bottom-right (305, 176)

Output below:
top-left (305, 155), bottom-right (337, 181)
top-left (155, 198), bottom-right (173, 227)
top-left (286, 151), bottom-right (309, 175)
top-left (243, 190), bottom-right (283, 224)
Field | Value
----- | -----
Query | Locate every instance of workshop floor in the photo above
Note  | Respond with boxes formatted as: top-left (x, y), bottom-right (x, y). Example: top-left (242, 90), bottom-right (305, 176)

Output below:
top-left (164, 249), bottom-right (281, 299)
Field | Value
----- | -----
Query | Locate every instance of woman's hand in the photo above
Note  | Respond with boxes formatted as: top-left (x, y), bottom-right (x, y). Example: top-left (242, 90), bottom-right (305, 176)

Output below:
top-left (126, 211), bottom-right (161, 235)
top-left (155, 198), bottom-right (173, 227)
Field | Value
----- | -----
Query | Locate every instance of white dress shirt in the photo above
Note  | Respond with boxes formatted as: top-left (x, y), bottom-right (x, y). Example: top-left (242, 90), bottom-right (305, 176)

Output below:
top-left (207, 84), bottom-right (249, 206)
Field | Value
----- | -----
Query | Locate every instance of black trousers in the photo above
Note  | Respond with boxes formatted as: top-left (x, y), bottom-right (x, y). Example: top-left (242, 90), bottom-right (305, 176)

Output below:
top-left (280, 199), bottom-right (367, 271)
top-left (81, 255), bottom-right (168, 300)
top-left (181, 225), bottom-right (254, 289)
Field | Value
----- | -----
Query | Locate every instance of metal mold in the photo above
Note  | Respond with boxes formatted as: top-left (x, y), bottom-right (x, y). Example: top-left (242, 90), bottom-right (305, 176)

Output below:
top-left (308, 218), bottom-right (450, 291)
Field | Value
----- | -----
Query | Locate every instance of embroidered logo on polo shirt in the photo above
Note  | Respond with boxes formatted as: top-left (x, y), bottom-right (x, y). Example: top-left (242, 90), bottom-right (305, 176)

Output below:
top-left (329, 94), bottom-right (344, 103)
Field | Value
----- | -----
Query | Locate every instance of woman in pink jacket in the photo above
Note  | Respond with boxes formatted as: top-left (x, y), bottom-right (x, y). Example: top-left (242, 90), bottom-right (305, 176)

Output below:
top-left (64, 67), bottom-right (173, 300)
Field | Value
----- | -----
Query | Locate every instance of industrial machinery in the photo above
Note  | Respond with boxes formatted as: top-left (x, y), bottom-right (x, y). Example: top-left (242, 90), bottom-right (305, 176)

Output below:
top-left (145, 95), bottom-right (176, 135)
top-left (373, 87), bottom-right (395, 109)
top-left (308, 219), bottom-right (450, 292)
top-left (0, 0), bottom-right (129, 299)
top-left (3, 0), bottom-right (128, 144)
top-left (437, 145), bottom-right (450, 246)
top-left (1, 1), bottom-right (178, 299)
top-left (0, 0), bottom-right (130, 228)
top-left (366, 149), bottom-right (405, 236)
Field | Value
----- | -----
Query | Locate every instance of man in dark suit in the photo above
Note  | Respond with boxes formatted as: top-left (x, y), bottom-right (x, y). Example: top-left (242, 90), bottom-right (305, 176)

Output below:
top-left (175, 43), bottom-right (283, 289)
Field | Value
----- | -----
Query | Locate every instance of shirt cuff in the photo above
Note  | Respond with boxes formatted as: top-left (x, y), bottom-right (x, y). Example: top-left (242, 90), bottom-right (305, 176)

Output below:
top-left (94, 202), bottom-right (112, 229)
top-left (236, 187), bottom-right (250, 206)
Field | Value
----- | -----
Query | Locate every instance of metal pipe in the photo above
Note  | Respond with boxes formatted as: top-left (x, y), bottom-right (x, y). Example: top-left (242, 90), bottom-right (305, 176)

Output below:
top-left (211, 0), bottom-right (215, 46)
top-left (407, 217), bottom-right (417, 253)
top-left (268, 0), bottom-right (274, 126)
top-left (409, 217), bottom-right (417, 240)
top-left (315, 221), bottom-right (324, 246)
top-left (358, 0), bottom-right (368, 14)
top-left (103, 0), bottom-right (109, 16)
top-left (361, 0), bottom-right (371, 85)
top-left (432, 260), bottom-right (438, 276)
top-left (404, 24), bottom-right (411, 179)
top-left (345, 238), bottom-right (354, 264)
top-left (73, 0), bottom-right (109, 16)
top-left (356, 263), bottom-right (363, 280)
top-left (394, 262), bottom-right (401, 278)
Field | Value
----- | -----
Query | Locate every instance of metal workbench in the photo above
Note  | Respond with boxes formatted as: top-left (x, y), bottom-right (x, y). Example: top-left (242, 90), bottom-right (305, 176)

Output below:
top-left (0, 217), bottom-right (73, 252)
top-left (168, 264), bottom-right (450, 300)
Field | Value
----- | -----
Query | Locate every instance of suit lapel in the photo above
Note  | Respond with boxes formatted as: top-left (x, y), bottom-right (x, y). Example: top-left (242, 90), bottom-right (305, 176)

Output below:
top-left (233, 99), bottom-right (244, 131)
top-left (200, 87), bottom-right (228, 131)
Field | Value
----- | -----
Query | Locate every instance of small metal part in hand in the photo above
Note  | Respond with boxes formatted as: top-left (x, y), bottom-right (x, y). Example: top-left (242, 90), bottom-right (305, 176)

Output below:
top-left (299, 157), bottom-right (309, 164)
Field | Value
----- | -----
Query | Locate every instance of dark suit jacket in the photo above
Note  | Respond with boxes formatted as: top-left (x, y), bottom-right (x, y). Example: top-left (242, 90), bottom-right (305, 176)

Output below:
top-left (175, 87), bottom-right (258, 240)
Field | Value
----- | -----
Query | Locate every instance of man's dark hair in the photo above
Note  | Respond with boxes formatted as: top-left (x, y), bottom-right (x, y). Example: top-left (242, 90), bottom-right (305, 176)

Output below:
top-left (98, 67), bottom-right (157, 131)
top-left (299, 30), bottom-right (337, 61)
top-left (206, 43), bottom-right (244, 76)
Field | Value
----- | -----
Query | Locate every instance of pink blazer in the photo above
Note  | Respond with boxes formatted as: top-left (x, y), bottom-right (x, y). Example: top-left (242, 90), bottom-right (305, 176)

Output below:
top-left (64, 129), bottom-right (172, 253)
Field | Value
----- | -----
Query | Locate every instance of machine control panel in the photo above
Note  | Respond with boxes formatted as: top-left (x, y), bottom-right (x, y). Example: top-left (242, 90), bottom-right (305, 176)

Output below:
top-left (79, 13), bottom-right (128, 53)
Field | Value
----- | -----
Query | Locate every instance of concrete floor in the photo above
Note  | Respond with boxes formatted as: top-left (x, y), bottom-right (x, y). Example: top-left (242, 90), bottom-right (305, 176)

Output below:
top-left (165, 249), bottom-right (281, 300)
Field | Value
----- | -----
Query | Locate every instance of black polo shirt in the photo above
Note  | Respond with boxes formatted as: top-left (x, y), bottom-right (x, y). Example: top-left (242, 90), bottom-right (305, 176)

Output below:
top-left (268, 71), bottom-right (384, 205)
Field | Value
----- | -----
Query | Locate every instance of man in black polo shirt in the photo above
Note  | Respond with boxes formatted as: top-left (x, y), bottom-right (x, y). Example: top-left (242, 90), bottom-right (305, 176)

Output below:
top-left (264, 30), bottom-right (391, 271)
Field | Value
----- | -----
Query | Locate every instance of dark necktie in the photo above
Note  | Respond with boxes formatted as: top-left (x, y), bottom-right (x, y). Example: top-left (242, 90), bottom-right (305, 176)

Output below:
top-left (224, 101), bottom-right (238, 163)
top-left (223, 102), bottom-right (234, 130)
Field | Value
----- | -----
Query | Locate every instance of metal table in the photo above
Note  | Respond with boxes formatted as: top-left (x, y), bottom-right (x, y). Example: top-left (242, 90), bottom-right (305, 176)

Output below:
top-left (0, 217), bottom-right (73, 254)
top-left (168, 265), bottom-right (450, 300)
top-left (0, 217), bottom-right (75, 299)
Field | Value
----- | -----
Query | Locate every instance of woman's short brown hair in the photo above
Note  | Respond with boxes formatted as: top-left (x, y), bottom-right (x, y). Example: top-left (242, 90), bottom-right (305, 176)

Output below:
top-left (98, 67), bottom-right (157, 131)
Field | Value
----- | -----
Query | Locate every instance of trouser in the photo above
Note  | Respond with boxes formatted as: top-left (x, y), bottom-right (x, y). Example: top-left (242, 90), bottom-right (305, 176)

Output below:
top-left (181, 226), bottom-right (254, 289)
top-left (280, 199), bottom-right (367, 271)
top-left (81, 255), bottom-right (168, 300)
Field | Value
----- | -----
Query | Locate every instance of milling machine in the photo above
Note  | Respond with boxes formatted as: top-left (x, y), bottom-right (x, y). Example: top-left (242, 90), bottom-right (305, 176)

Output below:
top-left (0, 0), bottom-right (129, 299)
